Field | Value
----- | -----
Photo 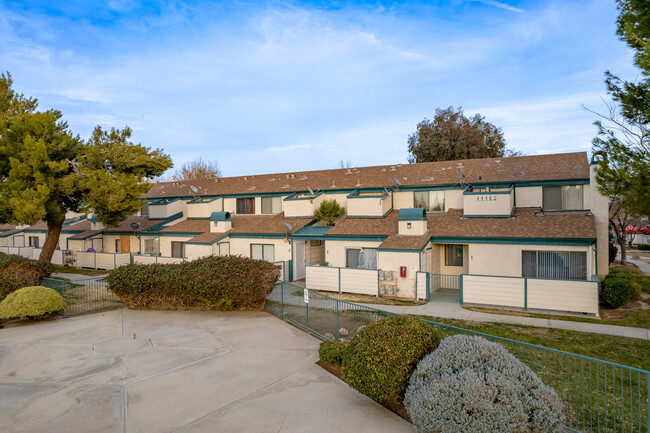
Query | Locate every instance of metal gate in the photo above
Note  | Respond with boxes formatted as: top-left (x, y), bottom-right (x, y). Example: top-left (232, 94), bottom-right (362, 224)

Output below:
top-left (429, 273), bottom-right (461, 303)
top-left (42, 276), bottom-right (121, 317)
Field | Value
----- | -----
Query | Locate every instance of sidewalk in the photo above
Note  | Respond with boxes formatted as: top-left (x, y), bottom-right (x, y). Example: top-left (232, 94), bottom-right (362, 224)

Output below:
top-left (358, 301), bottom-right (650, 340)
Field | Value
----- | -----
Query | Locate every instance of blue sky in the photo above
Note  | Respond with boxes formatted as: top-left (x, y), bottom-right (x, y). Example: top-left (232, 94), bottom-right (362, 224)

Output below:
top-left (0, 0), bottom-right (637, 176)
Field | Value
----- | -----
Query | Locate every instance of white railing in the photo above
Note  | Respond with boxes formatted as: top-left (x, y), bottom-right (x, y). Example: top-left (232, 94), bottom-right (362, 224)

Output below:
top-left (31, 249), bottom-right (64, 265)
top-left (76, 252), bottom-right (131, 270)
top-left (462, 274), bottom-right (599, 316)
top-left (1, 246), bottom-right (35, 258)
top-left (132, 255), bottom-right (184, 265)
top-left (306, 265), bottom-right (379, 295)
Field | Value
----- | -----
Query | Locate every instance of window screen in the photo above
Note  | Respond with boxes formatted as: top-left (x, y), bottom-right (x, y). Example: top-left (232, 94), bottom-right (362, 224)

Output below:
top-left (444, 244), bottom-right (463, 267)
top-left (236, 198), bottom-right (255, 214)
top-left (543, 186), bottom-right (583, 211)
top-left (171, 241), bottom-right (185, 258)
top-left (522, 250), bottom-right (587, 280)
top-left (261, 197), bottom-right (281, 214)
top-left (251, 244), bottom-right (275, 262)
top-left (414, 191), bottom-right (444, 212)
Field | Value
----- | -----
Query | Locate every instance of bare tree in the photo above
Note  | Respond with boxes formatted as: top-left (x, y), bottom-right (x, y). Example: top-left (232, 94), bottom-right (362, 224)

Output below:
top-left (336, 159), bottom-right (352, 169)
top-left (170, 157), bottom-right (221, 181)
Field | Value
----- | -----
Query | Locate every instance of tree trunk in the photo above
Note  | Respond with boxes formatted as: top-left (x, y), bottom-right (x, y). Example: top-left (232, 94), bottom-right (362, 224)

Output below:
top-left (617, 229), bottom-right (627, 265)
top-left (39, 217), bottom-right (65, 263)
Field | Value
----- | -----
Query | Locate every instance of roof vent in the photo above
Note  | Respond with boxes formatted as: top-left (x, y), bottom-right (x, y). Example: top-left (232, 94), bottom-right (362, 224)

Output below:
top-left (356, 181), bottom-right (362, 187)
top-left (509, 172), bottom-right (525, 177)
top-left (497, 168), bottom-right (504, 172)
top-left (269, 177), bottom-right (275, 181)
top-left (330, 183), bottom-right (337, 189)
top-left (381, 168), bottom-right (387, 172)
top-left (298, 175), bottom-right (307, 180)
top-left (291, 174), bottom-right (295, 179)
top-left (248, 186), bottom-right (256, 190)
top-left (286, 174), bottom-right (290, 179)
top-left (574, 164), bottom-right (582, 169)
top-left (243, 176), bottom-right (247, 181)
top-left (280, 184), bottom-right (290, 189)
top-left (421, 176), bottom-right (435, 182)
top-left (514, 162), bottom-right (528, 167)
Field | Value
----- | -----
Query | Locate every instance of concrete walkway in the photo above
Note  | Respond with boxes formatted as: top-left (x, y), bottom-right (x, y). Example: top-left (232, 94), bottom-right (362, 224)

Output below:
top-left (0, 309), bottom-right (412, 433)
top-left (357, 301), bottom-right (650, 340)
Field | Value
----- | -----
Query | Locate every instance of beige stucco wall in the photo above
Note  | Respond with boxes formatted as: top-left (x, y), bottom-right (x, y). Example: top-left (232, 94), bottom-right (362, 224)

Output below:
top-left (466, 243), bottom-right (593, 278)
top-left (187, 199), bottom-right (223, 219)
top-left (445, 189), bottom-right (463, 211)
top-left (284, 198), bottom-right (316, 218)
top-left (398, 220), bottom-right (427, 236)
top-left (377, 250), bottom-right (419, 298)
top-left (305, 240), bottom-right (325, 264)
top-left (393, 191), bottom-right (413, 209)
top-left (434, 244), bottom-right (469, 275)
top-left (527, 278), bottom-right (599, 315)
top-left (229, 237), bottom-right (292, 262)
top-left (149, 200), bottom-right (183, 219)
top-left (347, 196), bottom-right (385, 217)
top-left (463, 191), bottom-right (513, 216)
top-left (223, 198), bottom-right (236, 213)
top-left (159, 236), bottom-right (194, 257)
top-left (590, 165), bottom-right (610, 280)
top-left (185, 244), bottom-right (212, 260)
top-left (323, 193), bottom-right (349, 211)
top-left (515, 186), bottom-right (542, 208)
top-left (211, 220), bottom-right (232, 233)
top-left (102, 234), bottom-right (141, 254)
top-left (324, 240), bottom-right (383, 267)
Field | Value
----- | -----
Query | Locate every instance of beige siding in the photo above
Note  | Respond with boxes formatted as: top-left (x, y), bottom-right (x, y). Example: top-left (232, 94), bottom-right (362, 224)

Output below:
top-left (436, 244), bottom-right (468, 275)
top-left (444, 189), bottom-right (463, 211)
top-left (463, 275), bottom-right (525, 308)
top-left (229, 238), bottom-right (292, 262)
top-left (160, 236), bottom-right (194, 257)
top-left (323, 193), bottom-right (349, 211)
top-left (590, 164), bottom-right (610, 280)
top-left (416, 272), bottom-right (428, 300)
top-left (347, 196), bottom-right (385, 217)
top-left (149, 200), bottom-right (183, 219)
top-left (185, 244), bottom-right (212, 260)
top-left (340, 268), bottom-right (378, 295)
top-left (515, 186), bottom-right (542, 208)
top-left (223, 198), bottom-right (236, 213)
top-left (527, 279), bottom-right (599, 315)
top-left (398, 220), bottom-right (427, 236)
top-left (463, 190), bottom-right (513, 216)
top-left (283, 199), bottom-right (315, 218)
top-left (306, 265), bottom-right (339, 292)
top-left (187, 199), bottom-right (222, 218)
top-left (393, 191), bottom-right (413, 209)
top-left (305, 241), bottom-right (325, 265)
top-left (103, 235), bottom-right (140, 254)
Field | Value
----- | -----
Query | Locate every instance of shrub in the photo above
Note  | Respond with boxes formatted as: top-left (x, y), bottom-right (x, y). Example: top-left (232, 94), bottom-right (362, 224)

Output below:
top-left (609, 242), bottom-right (618, 264)
top-left (637, 243), bottom-right (650, 251)
top-left (342, 315), bottom-right (439, 404)
top-left (601, 275), bottom-right (633, 308)
top-left (319, 340), bottom-right (349, 365)
top-left (314, 199), bottom-right (346, 226)
top-left (106, 255), bottom-right (280, 310)
top-left (405, 335), bottom-right (565, 433)
top-left (0, 286), bottom-right (66, 319)
top-left (0, 253), bottom-right (53, 301)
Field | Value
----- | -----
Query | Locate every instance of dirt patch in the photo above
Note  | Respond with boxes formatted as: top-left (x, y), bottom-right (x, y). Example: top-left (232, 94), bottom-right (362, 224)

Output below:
top-left (314, 291), bottom-right (425, 306)
top-left (600, 293), bottom-right (650, 320)
top-left (316, 360), bottom-right (411, 422)
top-left (502, 325), bottom-right (553, 337)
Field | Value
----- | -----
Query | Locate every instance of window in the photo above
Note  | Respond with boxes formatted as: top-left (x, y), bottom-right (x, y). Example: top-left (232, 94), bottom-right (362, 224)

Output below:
top-left (115, 239), bottom-right (121, 253)
top-left (445, 244), bottom-right (464, 267)
top-left (143, 238), bottom-right (158, 255)
top-left (311, 240), bottom-right (322, 247)
top-left (414, 190), bottom-right (444, 212)
top-left (28, 236), bottom-right (39, 248)
top-left (171, 241), bottom-right (185, 258)
top-left (346, 248), bottom-right (377, 269)
top-left (236, 197), bottom-right (255, 214)
top-left (543, 185), bottom-right (583, 211)
top-left (522, 251), bottom-right (587, 280)
top-left (251, 244), bottom-right (275, 262)
top-left (261, 196), bottom-right (282, 214)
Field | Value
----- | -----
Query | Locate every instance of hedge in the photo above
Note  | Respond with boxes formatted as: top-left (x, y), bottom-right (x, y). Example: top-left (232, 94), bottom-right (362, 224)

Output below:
top-left (601, 276), bottom-right (632, 309)
top-left (106, 255), bottom-right (280, 310)
top-left (0, 253), bottom-right (53, 301)
top-left (342, 315), bottom-right (439, 405)
top-left (0, 286), bottom-right (66, 320)
top-left (637, 243), bottom-right (650, 251)
top-left (319, 340), bottom-right (349, 365)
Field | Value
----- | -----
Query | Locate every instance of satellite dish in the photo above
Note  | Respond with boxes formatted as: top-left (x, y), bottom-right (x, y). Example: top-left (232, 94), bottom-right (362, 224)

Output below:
top-left (284, 221), bottom-right (294, 231)
top-left (130, 222), bottom-right (140, 231)
top-left (71, 216), bottom-right (80, 223)
top-left (307, 186), bottom-right (315, 196)
top-left (382, 187), bottom-right (390, 198)
top-left (393, 177), bottom-right (402, 188)
top-left (190, 185), bottom-right (198, 193)
top-left (459, 168), bottom-right (466, 178)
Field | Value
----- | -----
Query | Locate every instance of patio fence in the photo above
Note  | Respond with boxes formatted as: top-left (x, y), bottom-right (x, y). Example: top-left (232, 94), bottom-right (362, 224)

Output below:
top-left (265, 280), bottom-right (649, 433)
top-left (42, 276), bottom-right (121, 317)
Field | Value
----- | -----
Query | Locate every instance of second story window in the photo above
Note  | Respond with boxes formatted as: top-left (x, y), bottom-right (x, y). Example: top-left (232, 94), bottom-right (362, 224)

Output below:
top-left (414, 190), bottom-right (444, 212)
top-left (261, 196), bottom-right (282, 214)
top-left (543, 185), bottom-right (583, 211)
top-left (236, 197), bottom-right (255, 214)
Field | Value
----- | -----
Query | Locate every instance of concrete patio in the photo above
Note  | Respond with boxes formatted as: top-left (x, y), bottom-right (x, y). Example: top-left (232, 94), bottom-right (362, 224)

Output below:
top-left (0, 309), bottom-right (413, 433)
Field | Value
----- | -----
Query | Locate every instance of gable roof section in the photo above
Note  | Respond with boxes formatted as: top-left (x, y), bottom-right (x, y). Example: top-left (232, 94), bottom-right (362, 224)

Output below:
top-left (379, 234), bottom-right (431, 251)
top-left (229, 213), bottom-right (311, 235)
top-left (161, 219), bottom-right (210, 234)
top-left (103, 216), bottom-right (166, 233)
top-left (143, 152), bottom-right (590, 199)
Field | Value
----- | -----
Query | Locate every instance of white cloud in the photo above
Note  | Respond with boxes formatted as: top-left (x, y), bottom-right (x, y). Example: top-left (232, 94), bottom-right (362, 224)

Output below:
top-left (470, 0), bottom-right (525, 14)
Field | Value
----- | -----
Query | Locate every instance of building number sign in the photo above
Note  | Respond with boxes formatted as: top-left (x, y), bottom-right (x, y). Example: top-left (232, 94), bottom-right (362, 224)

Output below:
top-left (476, 195), bottom-right (498, 201)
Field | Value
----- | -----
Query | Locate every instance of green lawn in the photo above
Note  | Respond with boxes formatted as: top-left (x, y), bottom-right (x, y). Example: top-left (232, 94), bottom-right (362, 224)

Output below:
top-left (50, 265), bottom-right (107, 277)
top-left (422, 315), bottom-right (650, 371)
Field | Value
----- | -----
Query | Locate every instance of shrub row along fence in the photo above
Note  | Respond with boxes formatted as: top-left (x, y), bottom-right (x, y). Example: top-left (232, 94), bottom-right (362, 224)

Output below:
top-left (265, 280), bottom-right (649, 433)
top-left (42, 276), bottom-right (121, 317)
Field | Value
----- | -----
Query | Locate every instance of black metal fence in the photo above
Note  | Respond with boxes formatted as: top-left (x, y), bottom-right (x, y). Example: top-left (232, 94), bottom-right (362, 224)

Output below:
top-left (42, 276), bottom-right (121, 317)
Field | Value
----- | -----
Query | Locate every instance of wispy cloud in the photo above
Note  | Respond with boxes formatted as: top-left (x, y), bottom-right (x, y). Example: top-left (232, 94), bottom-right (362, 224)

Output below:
top-left (470, 0), bottom-right (525, 13)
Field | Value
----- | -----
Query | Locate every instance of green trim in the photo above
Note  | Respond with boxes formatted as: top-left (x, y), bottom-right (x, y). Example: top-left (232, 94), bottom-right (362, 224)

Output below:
top-left (186, 217), bottom-right (210, 220)
top-left (296, 234), bottom-right (387, 242)
top-left (283, 191), bottom-right (324, 201)
top-left (346, 207), bottom-right (393, 219)
top-left (463, 184), bottom-right (514, 195)
top-left (186, 233), bottom-right (230, 245)
top-left (229, 233), bottom-right (286, 239)
top-left (377, 248), bottom-right (423, 252)
top-left (148, 197), bottom-right (181, 206)
top-left (188, 196), bottom-right (220, 204)
top-left (142, 232), bottom-right (201, 237)
top-left (398, 208), bottom-right (427, 221)
top-left (347, 189), bottom-right (385, 199)
top-left (462, 204), bottom-right (516, 218)
top-left (209, 211), bottom-right (231, 222)
top-left (430, 236), bottom-right (595, 246)
top-left (21, 229), bottom-right (48, 233)
top-left (459, 274), bottom-right (464, 305)
top-left (147, 211), bottom-right (184, 222)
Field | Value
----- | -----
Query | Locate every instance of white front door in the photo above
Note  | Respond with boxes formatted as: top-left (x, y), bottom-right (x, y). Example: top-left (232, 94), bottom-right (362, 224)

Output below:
top-left (294, 241), bottom-right (306, 280)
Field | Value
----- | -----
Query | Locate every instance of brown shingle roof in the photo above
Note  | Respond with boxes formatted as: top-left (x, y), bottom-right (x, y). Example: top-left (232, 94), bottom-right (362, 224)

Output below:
top-left (379, 233), bottom-right (431, 250)
top-left (428, 209), bottom-right (597, 240)
top-left (187, 232), bottom-right (228, 244)
top-left (62, 220), bottom-right (92, 232)
top-left (0, 229), bottom-right (21, 237)
top-left (229, 213), bottom-right (311, 235)
top-left (0, 223), bottom-right (16, 231)
top-left (161, 219), bottom-right (210, 234)
top-left (68, 230), bottom-right (103, 240)
top-left (325, 211), bottom-right (399, 237)
top-left (143, 152), bottom-right (590, 199)
top-left (103, 216), bottom-right (162, 233)
top-left (24, 221), bottom-right (48, 231)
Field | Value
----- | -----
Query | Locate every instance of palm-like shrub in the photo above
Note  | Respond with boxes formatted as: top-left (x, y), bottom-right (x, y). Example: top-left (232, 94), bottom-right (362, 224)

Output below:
top-left (405, 335), bottom-right (565, 433)
top-left (314, 199), bottom-right (345, 226)
top-left (0, 286), bottom-right (66, 319)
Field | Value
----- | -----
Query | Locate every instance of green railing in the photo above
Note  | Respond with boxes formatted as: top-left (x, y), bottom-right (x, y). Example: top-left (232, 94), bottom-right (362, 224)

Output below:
top-left (429, 273), bottom-right (461, 303)
top-left (42, 276), bottom-right (122, 317)
top-left (265, 280), bottom-right (649, 433)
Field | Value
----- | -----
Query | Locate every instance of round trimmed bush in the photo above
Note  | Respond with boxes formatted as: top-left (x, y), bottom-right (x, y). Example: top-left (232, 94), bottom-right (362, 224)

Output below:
top-left (601, 276), bottom-right (633, 308)
top-left (0, 286), bottom-right (66, 320)
top-left (0, 253), bottom-right (53, 301)
top-left (342, 315), bottom-right (439, 404)
top-left (319, 340), bottom-right (349, 365)
top-left (405, 335), bottom-right (565, 433)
